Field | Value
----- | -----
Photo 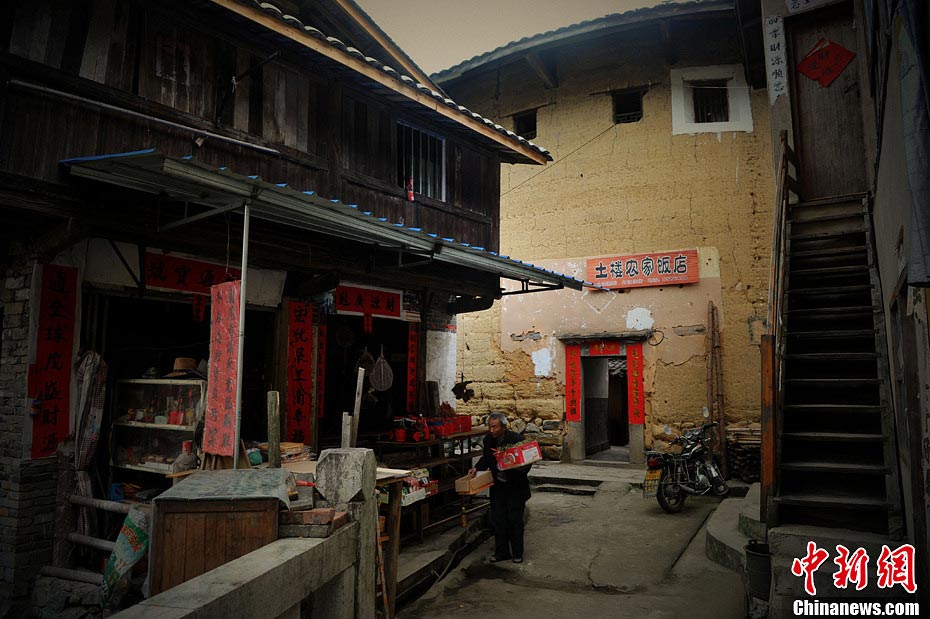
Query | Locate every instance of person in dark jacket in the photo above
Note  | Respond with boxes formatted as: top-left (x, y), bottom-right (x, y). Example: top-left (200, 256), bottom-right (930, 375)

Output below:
top-left (468, 412), bottom-right (532, 563)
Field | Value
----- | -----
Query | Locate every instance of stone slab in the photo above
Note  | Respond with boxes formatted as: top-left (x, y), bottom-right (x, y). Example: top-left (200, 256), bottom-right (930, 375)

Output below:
top-left (705, 496), bottom-right (749, 575)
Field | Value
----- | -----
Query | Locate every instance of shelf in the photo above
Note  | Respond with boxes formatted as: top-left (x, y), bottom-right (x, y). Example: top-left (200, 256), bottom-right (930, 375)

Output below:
top-left (114, 421), bottom-right (196, 431)
top-left (376, 426), bottom-right (487, 449)
top-left (391, 450), bottom-right (482, 470)
top-left (113, 463), bottom-right (172, 475)
top-left (117, 378), bottom-right (205, 386)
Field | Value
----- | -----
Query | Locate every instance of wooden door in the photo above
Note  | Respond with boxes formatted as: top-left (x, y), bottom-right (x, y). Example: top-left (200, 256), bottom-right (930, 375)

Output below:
top-left (789, 2), bottom-right (867, 200)
top-left (607, 367), bottom-right (629, 446)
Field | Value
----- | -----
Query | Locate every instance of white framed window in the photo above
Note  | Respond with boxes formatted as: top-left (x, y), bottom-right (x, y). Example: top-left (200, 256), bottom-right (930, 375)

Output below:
top-left (396, 123), bottom-right (446, 201)
top-left (670, 65), bottom-right (753, 135)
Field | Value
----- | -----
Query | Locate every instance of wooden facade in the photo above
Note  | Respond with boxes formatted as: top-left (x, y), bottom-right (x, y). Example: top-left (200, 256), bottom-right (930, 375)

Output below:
top-left (1, 0), bottom-right (504, 255)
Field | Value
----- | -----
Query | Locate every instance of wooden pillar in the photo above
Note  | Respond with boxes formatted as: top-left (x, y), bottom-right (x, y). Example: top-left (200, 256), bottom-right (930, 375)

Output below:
top-left (760, 334), bottom-right (776, 525)
top-left (382, 479), bottom-right (403, 619)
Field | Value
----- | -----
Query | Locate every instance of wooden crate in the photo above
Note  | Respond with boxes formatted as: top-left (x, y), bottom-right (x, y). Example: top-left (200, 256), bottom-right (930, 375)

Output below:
top-left (150, 498), bottom-right (278, 594)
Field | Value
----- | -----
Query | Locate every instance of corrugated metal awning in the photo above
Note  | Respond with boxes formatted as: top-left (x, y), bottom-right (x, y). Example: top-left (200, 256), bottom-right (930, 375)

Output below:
top-left (61, 150), bottom-right (601, 294)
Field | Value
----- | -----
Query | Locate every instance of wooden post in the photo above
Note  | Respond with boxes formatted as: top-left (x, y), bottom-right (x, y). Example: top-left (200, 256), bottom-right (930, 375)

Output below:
top-left (760, 335), bottom-right (776, 525)
top-left (382, 479), bottom-right (403, 619)
top-left (341, 412), bottom-right (353, 449)
top-left (267, 391), bottom-right (281, 468)
top-left (712, 304), bottom-right (728, 478)
top-left (706, 301), bottom-right (714, 418)
top-left (351, 367), bottom-right (364, 448)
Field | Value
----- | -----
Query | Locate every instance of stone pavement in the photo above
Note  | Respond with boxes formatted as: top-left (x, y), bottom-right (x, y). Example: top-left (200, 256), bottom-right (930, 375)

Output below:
top-left (400, 479), bottom-right (744, 618)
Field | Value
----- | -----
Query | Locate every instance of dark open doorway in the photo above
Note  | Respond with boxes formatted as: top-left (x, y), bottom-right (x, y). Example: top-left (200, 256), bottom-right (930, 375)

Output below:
top-left (582, 355), bottom-right (630, 461)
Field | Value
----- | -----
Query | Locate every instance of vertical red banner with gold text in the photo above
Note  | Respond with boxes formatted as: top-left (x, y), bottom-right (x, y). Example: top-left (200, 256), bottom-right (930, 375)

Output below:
top-left (286, 302), bottom-right (313, 444)
top-left (204, 281), bottom-right (240, 456)
top-left (406, 324), bottom-right (419, 413)
top-left (627, 342), bottom-right (645, 425)
top-left (30, 265), bottom-right (78, 459)
top-left (316, 325), bottom-right (327, 419)
top-left (564, 344), bottom-right (582, 422)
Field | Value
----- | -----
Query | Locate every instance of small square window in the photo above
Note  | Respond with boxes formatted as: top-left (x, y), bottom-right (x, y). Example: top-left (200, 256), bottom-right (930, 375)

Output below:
top-left (513, 110), bottom-right (537, 140)
top-left (690, 80), bottom-right (729, 123)
top-left (612, 89), bottom-right (645, 124)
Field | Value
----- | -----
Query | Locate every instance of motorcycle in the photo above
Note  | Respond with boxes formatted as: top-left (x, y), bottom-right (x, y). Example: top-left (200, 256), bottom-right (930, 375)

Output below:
top-left (643, 419), bottom-right (729, 513)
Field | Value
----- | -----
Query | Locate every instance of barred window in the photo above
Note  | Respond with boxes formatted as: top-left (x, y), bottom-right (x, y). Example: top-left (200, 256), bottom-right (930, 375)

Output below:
top-left (690, 80), bottom-right (729, 123)
top-left (612, 89), bottom-right (645, 124)
top-left (513, 110), bottom-right (537, 139)
top-left (396, 123), bottom-right (445, 201)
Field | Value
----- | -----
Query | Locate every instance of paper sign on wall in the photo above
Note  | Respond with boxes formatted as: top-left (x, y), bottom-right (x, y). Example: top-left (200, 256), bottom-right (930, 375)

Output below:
top-left (286, 301), bottom-right (313, 444)
top-left (627, 343), bottom-right (646, 425)
top-left (29, 265), bottom-right (78, 459)
top-left (589, 340), bottom-right (622, 356)
top-left (204, 281), bottom-right (240, 456)
top-left (586, 249), bottom-right (699, 290)
top-left (565, 344), bottom-right (582, 422)
top-left (764, 16), bottom-right (789, 105)
top-left (144, 252), bottom-right (239, 295)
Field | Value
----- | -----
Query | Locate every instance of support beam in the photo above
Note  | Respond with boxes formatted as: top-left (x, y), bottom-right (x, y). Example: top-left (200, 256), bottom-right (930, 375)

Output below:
top-left (233, 200), bottom-right (251, 469)
top-left (524, 52), bottom-right (558, 89)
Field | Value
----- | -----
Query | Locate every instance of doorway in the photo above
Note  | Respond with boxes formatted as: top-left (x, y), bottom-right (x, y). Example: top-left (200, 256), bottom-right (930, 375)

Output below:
top-left (582, 355), bottom-right (630, 462)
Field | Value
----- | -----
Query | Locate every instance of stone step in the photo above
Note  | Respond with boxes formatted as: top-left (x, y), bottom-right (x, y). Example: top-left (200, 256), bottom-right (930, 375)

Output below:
top-left (705, 496), bottom-right (749, 576)
top-left (739, 483), bottom-right (767, 541)
top-left (534, 483), bottom-right (598, 496)
top-left (529, 474), bottom-right (604, 487)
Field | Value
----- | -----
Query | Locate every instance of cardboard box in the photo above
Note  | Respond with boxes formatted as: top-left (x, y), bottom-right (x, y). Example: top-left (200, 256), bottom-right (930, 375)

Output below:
top-left (493, 441), bottom-right (542, 470)
top-left (401, 487), bottom-right (426, 506)
top-left (455, 470), bottom-right (493, 494)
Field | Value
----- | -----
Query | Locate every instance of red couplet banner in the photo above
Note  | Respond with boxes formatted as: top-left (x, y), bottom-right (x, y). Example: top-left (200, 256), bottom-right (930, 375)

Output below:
top-left (204, 281), bottom-right (240, 456)
top-left (589, 340), bottom-right (621, 356)
top-left (144, 252), bottom-right (240, 294)
top-left (565, 344), bottom-right (582, 422)
top-left (406, 324), bottom-right (419, 413)
top-left (627, 342), bottom-right (646, 425)
top-left (30, 265), bottom-right (78, 459)
top-left (286, 302), bottom-right (313, 444)
top-left (316, 325), bottom-right (327, 419)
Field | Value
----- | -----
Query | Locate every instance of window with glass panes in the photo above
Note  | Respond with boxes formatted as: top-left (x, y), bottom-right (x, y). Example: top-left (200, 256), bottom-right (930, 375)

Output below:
top-left (396, 123), bottom-right (445, 201)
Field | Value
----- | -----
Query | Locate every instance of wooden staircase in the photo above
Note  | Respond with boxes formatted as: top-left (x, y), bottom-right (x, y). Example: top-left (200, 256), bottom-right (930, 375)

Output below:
top-left (773, 193), bottom-right (902, 535)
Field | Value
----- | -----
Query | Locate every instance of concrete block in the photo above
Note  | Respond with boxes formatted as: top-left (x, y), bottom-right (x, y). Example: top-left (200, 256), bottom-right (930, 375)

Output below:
top-left (705, 497), bottom-right (748, 575)
top-left (279, 508), bottom-right (334, 526)
top-left (279, 524), bottom-right (332, 538)
top-left (315, 449), bottom-right (376, 504)
top-left (738, 483), bottom-right (766, 540)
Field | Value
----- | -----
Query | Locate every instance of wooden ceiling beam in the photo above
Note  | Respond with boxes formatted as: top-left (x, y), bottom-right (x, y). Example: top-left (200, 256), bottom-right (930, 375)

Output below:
top-left (524, 52), bottom-right (558, 89)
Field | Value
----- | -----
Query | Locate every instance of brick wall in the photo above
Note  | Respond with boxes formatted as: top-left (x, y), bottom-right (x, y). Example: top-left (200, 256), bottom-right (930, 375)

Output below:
top-left (0, 248), bottom-right (57, 616)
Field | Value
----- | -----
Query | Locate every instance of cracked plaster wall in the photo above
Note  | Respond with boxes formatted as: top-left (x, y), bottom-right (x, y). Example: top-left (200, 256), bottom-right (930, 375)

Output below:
top-left (447, 25), bottom-right (774, 447)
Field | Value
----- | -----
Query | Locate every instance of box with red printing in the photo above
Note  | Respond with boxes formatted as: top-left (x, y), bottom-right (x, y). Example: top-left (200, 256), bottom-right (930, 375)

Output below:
top-left (493, 441), bottom-right (542, 470)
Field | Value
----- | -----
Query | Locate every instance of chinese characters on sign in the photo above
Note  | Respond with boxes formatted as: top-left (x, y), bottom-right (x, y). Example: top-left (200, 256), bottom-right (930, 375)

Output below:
top-left (204, 281), bottom-right (240, 456)
top-left (785, 0), bottom-right (837, 15)
top-left (286, 301), bottom-right (313, 445)
top-left (589, 340), bottom-right (621, 356)
top-left (144, 252), bottom-right (239, 295)
top-left (30, 265), bottom-right (78, 459)
top-left (791, 541), bottom-right (917, 596)
top-left (564, 345), bottom-right (581, 422)
top-left (334, 285), bottom-right (402, 333)
top-left (316, 325), bottom-right (327, 419)
top-left (586, 249), bottom-right (699, 290)
top-left (626, 343), bottom-right (645, 425)
top-left (406, 324), bottom-right (419, 413)
top-left (764, 16), bottom-right (788, 105)
top-left (797, 38), bottom-right (855, 88)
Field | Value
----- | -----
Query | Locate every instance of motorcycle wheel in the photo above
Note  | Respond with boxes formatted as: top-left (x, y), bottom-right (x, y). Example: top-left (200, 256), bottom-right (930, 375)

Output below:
top-left (656, 471), bottom-right (687, 513)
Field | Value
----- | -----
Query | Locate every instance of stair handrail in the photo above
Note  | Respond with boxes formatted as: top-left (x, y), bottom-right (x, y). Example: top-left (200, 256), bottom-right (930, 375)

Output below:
top-left (761, 129), bottom-right (798, 524)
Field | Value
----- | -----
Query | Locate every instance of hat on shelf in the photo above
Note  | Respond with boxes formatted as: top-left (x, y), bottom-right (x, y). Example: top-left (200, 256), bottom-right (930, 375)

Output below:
top-left (165, 357), bottom-right (199, 378)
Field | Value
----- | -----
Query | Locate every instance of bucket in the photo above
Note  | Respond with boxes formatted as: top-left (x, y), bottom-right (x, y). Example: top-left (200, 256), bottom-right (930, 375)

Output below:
top-left (745, 539), bottom-right (772, 601)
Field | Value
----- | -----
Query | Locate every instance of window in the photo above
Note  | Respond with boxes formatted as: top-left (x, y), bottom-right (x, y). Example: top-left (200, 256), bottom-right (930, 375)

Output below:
top-left (513, 110), bottom-right (537, 140)
top-left (396, 123), bottom-right (445, 201)
top-left (691, 80), bottom-right (729, 123)
top-left (670, 65), bottom-right (753, 134)
top-left (611, 89), bottom-right (645, 124)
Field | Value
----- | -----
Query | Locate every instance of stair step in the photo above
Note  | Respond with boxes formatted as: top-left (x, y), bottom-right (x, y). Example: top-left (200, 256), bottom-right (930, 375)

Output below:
top-left (783, 352), bottom-right (878, 360)
top-left (774, 493), bottom-right (890, 510)
top-left (779, 461), bottom-right (889, 474)
top-left (790, 245), bottom-right (867, 258)
top-left (790, 229), bottom-right (864, 241)
top-left (788, 285), bottom-right (873, 296)
top-left (788, 212), bottom-right (864, 225)
top-left (785, 306), bottom-right (875, 316)
top-left (790, 265), bottom-right (870, 276)
top-left (781, 431), bottom-right (885, 442)
top-left (784, 378), bottom-right (880, 385)
top-left (782, 404), bottom-right (883, 413)
top-left (784, 329), bottom-right (875, 338)
top-left (793, 193), bottom-right (868, 209)
top-left (534, 484), bottom-right (598, 496)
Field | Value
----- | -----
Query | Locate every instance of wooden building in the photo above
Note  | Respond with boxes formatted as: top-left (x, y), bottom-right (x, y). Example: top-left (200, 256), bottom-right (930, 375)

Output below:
top-left (0, 0), bottom-right (587, 612)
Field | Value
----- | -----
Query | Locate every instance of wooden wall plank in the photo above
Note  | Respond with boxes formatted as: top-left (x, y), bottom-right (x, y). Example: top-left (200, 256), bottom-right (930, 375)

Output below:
top-left (296, 76), bottom-right (309, 153)
top-left (202, 512), bottom-right (227, 572)
top-left (43, 0), bottom-right (76, 70)
top-left (9, 0), bottom-right (52, 63)
top-left (262, 62), bottom-right (285, 143)
top-left (79, 0), bottom-right (117, 84)
top-left (233, 48), bottom-right (251, 131)
top-left (59, 0), bottom-right (93, 76)
top-left (183, 513), bottom-right (207, 581)
top-left (174, 28), bottom-right (192, 114)
top-left (103, 0), bottom-right (135, 93)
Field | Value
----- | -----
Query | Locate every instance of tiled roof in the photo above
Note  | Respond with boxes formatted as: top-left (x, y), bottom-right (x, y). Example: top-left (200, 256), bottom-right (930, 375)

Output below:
top-left (227, 0), bottom-right (552, 161)
top-left (431, 1), bottom-right (731, 83)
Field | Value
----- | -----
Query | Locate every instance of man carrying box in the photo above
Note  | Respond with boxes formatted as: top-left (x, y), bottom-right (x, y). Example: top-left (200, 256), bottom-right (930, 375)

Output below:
top-left (468, 412), bottom-right (532, 564)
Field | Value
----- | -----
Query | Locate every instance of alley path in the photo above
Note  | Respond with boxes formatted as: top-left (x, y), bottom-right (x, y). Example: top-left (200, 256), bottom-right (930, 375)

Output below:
top-left (401, 482), bottom-right (744, 618)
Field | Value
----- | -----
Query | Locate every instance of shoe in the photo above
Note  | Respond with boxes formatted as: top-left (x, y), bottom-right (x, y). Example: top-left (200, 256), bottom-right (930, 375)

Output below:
top-left (490, 554), bottom-right (512, 563)
top-left (512, 556), bottom-right (524, 564)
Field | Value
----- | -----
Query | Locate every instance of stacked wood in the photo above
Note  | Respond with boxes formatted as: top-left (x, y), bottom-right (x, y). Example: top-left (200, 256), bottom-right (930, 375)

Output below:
top-left (260, 442), bottom-right (311, 463)
top-left (726, 427), bottom-right (761, 483)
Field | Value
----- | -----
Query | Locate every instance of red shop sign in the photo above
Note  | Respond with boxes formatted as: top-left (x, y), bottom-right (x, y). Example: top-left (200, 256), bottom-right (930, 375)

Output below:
top-left (564, 344), bottom-right (582, 422)
top-left (586, 249), bottom-right (699, 290)
top-left (589, 340), bottom-right (621, 356)
top-left (286, 301), bottom-right (313, 444)
top-left (627, 343), bottom-right (645, 425)
top-left (29, 264), bottom-right (78, 459)
top-left (144, 252), bottom-right (240, 295)
top-left (204, 281), bottom-right (240, 456)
